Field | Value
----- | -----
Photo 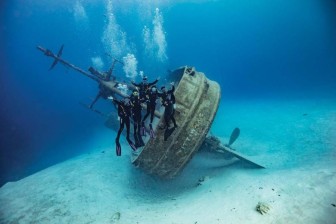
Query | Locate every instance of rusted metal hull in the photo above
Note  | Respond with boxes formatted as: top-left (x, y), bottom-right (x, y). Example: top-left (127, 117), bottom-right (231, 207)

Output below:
top-left (133, 69), bottom-right (221, 178)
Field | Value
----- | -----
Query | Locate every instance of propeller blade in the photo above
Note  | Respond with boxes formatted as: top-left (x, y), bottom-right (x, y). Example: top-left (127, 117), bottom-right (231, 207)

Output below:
top-left (228, 127), bottom-right (240, 146)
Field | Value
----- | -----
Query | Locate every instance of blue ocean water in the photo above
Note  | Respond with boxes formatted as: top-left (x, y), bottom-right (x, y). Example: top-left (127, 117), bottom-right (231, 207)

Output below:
top-left (1, 0), bottom-right (335, 186)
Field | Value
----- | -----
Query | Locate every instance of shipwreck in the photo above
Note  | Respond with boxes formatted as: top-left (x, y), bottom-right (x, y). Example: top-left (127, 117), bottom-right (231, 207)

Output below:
top-left (37, 45), bottom-right (264, 179)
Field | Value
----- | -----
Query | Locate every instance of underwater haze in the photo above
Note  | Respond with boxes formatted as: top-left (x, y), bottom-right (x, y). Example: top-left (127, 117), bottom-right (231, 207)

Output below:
top-left (1, 0), bottom-right (336, 188)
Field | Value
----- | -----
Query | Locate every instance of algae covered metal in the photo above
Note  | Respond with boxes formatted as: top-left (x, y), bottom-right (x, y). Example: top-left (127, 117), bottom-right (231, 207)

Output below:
top-left (133, 68), bottom-right (221, 178)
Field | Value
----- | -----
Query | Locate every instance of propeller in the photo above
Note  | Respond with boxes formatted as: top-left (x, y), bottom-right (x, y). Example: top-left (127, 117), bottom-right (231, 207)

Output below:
top-left (226, 127), bottom-right (240, 147)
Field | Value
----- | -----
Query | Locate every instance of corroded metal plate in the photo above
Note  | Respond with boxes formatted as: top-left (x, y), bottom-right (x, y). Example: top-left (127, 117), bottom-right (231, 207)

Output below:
top-left (133, 68), bottom-right (220, 178)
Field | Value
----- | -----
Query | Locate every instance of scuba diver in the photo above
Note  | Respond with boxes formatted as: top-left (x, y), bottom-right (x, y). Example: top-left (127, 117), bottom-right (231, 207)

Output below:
top-left (131, 76), bottom-right (159, 100)
top-left (109, 96), bottom-right (137, 156)
top-left (132, 76), bottom-right (159, 136)
top-left (89, 83), bottom-right (113, 109)
top-left (159, 82), bottom-right (178, 140)
top-left (142, 85), bottom-right (159, 138)
top-left (130, 89), bottom-right (145, 148)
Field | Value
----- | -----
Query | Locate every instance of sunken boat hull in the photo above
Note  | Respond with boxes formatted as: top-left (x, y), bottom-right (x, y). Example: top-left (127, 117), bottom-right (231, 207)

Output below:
top-left (132, 68), bottom-right (221, 178)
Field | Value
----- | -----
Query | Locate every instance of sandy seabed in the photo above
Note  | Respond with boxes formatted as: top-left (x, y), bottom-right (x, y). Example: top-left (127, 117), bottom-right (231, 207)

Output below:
top-left (1, 99), bottom-right (335, 224)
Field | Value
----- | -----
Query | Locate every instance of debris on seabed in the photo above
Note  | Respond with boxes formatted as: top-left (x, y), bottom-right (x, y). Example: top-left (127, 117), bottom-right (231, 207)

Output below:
top-left (196, 176), bottom-right (210, 186)
top-left (256, 202), bottom-right (270, 215)
top-left (111, 212), bottom-right (121, 222)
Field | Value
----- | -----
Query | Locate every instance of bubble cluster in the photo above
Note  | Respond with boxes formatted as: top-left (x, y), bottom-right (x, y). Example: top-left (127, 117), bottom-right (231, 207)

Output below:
top-left (122, 54), bottom-right (138, 79)
top-left (91, 57), bottom-right (104, 70)
top-left (73, 1), bottom-right (87, 22)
